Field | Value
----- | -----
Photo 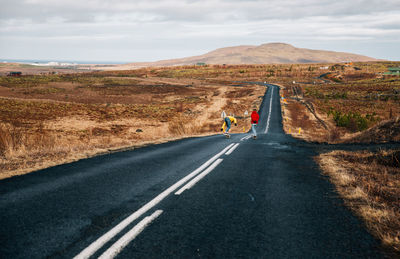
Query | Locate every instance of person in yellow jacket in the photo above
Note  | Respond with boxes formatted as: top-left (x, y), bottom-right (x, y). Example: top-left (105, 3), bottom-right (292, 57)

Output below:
top-left (221, 116), bottom-right (237, 135)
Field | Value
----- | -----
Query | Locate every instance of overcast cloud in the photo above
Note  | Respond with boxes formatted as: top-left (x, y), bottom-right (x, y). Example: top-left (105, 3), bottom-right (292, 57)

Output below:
top-left (0, 0), bottom-right (399, 62)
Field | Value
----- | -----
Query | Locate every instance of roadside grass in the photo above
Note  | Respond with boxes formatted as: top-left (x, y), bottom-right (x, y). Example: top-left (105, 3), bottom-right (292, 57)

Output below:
top-left (287, 102), bottom-right (314, 130)
top-left (280, 86), bottom-right (332, 142)
top-left (317, 150), bottom-right (400, 255)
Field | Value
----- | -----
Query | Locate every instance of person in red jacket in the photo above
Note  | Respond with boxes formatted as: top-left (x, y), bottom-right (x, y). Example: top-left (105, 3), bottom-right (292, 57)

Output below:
top-left (251, 109), bottom-right (260, 139)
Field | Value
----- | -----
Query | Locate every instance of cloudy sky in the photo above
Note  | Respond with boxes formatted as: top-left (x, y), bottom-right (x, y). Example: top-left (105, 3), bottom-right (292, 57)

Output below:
top-left (0, 0), bottom-right (399, 63)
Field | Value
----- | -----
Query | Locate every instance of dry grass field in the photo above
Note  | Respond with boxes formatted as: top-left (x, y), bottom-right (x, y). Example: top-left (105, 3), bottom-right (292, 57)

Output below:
top-left (277, 62), bottom-right (400, 142)
top-left (0, 68), bottom-right (266, 179)
top-left (318, 150), bottom-right (400, 254)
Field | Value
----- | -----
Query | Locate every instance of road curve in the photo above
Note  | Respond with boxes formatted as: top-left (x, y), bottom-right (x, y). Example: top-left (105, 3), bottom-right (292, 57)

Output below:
top-left (0, 84), bottom-right (385, 258)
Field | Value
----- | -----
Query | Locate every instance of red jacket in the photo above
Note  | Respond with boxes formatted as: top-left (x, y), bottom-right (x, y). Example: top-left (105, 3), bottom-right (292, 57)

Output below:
top-left (251, 111), bottom-right (259, 124)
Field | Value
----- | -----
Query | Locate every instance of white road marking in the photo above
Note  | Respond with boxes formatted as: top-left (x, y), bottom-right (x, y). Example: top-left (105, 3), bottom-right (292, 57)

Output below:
top-left (264, 86), bottom-right (274, 134)
top-left (175, 159), bottom-right (223, 195)
top-left (240, 135), bottom-right (252, 141)
top-left (98, 210), bottom-right (163, 259)
top-left (225, 143), bottom-right (239, 155)
top-left (74, 143), bottom-right (234, 259)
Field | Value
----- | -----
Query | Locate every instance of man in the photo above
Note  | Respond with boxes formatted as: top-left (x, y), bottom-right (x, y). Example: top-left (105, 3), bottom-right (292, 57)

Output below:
top-left (221, 115), bottom-right (237, 135)
top-left (251, 109), bottom-right (259, 139)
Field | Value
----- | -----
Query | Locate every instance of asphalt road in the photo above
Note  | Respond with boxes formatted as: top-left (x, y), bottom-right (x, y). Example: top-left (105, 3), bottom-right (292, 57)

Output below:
top-left (0, 84), bottom-right (388, 258)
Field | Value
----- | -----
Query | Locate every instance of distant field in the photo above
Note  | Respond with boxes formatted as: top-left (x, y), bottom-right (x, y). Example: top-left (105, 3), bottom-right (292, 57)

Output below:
top-left (2, 61), bottom-right (400, 178)
top-left (1, 61), bottom-right (400, 179)
top-left (0, 68), bottom-right (265, 179)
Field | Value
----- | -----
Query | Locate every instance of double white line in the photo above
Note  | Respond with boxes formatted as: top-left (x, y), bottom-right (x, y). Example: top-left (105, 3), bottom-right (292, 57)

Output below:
top-left (74, 143), bottom-right (239, 259)
top-left (225, 143), bottom-right (240, 155)
top-left (98, 210), bottom-right (163, 259)
top-left (174, 143), bottom-right (239, 195)
top-left (175, 159), bottom-right (223, 195)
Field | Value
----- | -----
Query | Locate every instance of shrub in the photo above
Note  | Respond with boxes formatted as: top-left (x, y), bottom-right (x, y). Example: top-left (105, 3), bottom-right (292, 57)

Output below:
top-left (328, 109), bottom-right (377, 132)
top-left (305, 88), bottom-right (325, 99)
top-left (330, 91), bottom-right (348, 99)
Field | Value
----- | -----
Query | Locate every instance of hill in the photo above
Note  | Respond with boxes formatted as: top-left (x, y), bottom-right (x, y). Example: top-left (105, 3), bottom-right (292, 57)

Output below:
top-left (130, 43), bottom-right (377, 66)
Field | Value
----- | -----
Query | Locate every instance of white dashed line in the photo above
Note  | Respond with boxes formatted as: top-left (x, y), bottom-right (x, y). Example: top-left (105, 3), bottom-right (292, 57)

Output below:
top-left (175, 159), bottom-right (223, 195)
top-left (98, 210), bottom-right (163, 259)
top-left (225, 143), bottom-right (239, 155)
top-left (74, 143), bottom-right (235, 259)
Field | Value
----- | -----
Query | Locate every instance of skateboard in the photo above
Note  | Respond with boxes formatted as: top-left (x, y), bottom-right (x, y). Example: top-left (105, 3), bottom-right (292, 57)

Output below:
top-left (253, 135), bottom-right (257, 139)
top-left (224, 133), bottom-right (231, 138)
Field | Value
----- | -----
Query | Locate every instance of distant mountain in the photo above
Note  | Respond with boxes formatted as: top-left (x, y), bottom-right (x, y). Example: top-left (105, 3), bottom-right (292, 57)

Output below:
top-left (130, 43), bottom-right (377, 66)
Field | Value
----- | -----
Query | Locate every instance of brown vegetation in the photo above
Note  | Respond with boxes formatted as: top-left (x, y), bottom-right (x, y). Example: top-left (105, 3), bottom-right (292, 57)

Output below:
top-left (342, 117), bottom-right (400, 143)
top-left (277, 61), bottom-right (400, 143)
top-left (318, 150), bottom-right (400, 254)
top-left (0, 69), bottom-right (265, 179)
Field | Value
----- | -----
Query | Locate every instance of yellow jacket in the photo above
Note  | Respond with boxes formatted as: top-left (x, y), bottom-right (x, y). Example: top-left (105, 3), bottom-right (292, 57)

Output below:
top-left (221, 116), bottom-right (237, 131)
